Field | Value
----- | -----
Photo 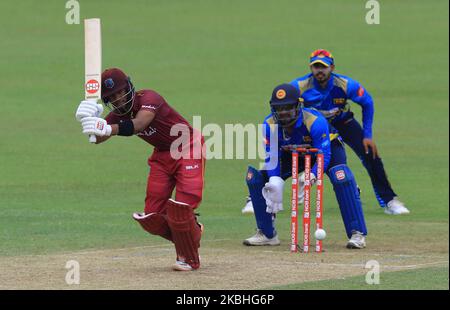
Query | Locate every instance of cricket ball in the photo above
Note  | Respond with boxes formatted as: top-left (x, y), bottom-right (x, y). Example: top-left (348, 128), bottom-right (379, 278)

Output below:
top-left (315, 229), bottom-right (326, 240)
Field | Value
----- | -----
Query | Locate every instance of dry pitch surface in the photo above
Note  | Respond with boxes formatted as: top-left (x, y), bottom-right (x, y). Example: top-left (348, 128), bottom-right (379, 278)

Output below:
top-left (0, 235), bottom-right (447, 290)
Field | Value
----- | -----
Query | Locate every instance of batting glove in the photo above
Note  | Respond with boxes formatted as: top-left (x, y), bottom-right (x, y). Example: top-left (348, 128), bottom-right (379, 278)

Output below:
top-left (76, 100), bottom-right (104, 121)
top-left (262, 176), bottom-right (284, 214)
top-left (81, 117), bottom-right (112, 137)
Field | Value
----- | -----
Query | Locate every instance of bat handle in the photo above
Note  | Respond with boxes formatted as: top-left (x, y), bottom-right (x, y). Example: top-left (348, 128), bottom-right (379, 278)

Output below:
top-left (89, 134), bottom-right (97, 143)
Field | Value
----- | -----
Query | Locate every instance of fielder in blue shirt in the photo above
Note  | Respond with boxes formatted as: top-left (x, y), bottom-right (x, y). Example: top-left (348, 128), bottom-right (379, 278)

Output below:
top-left (243, 83), bottom-right (367, 249)
top-left (288, 49), bottom-right (409, 215)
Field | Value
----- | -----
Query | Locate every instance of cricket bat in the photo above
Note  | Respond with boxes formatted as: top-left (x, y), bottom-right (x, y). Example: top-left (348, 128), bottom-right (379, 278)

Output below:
top-left (84, 18), bottom-right (102, 143)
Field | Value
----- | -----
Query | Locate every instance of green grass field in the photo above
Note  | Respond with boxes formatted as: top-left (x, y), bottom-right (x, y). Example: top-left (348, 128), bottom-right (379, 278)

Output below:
top-left (271, 266), bottom-right (449, 290)
top-left (0, 0), bottom-right (448, 290)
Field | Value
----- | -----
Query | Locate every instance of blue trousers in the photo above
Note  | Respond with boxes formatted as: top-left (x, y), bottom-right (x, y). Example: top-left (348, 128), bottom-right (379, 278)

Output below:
top-left (333, 115), bottom-right (396, 207)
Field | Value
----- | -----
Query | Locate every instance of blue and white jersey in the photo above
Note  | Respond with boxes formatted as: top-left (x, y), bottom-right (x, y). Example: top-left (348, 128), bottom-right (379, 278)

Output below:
top-left (263, 108), bottom-right (338, 178)
top-left (290, 73), bottom-right (374, 139)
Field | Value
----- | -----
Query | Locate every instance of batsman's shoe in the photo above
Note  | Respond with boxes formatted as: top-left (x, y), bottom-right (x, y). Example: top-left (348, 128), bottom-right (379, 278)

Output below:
top-left (243, 230), bottom-right (280, 246)
top-left (173, 256), bottom-right (202, 272)
top-left (384, 198), bottom-right (410, 215)
top-left (346, 231), bottom-right (366, 249)
top-left (241, 196), bottom-right (255, 214)
top-left (173, 260), bottom-right (194, 271)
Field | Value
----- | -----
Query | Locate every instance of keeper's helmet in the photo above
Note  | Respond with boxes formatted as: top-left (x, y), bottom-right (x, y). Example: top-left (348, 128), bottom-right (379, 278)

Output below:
top-left (269, 84), bottom-right (303, 127)
top-left (101, 68), bottom-right (135, 116)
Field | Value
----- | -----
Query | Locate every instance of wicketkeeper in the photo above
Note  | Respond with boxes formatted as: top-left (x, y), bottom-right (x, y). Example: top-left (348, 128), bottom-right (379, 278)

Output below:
top-left (244, 83), bottom-right (368, 249)
top-left (75, 68), bottom-right (205, 271)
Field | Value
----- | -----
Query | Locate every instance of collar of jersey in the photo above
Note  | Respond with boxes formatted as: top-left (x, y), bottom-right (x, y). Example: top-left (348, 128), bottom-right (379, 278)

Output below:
top-left (313, 73), bottom-right (335, 92)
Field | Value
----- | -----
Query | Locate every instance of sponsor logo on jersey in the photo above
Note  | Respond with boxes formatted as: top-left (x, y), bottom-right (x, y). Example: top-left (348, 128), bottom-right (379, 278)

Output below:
top-left (136, 126), bottom-right (157, 137)
top-left (303, 136), bottom-right (312, 143)
top-left (142, 105), bottom-right (157, 110)
top-left (318, 108), bottom-right (340, 119)
top-left (333, 98), bottom-right (346, 105)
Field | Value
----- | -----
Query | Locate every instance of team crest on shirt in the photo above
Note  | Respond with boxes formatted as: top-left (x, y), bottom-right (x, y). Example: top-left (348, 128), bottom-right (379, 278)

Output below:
top-left (333, 98), bottom-right (346, 105)
top-left (246, 171), bottom-right (253, 181)
top-left (303, 136), bottom-right (312, 143)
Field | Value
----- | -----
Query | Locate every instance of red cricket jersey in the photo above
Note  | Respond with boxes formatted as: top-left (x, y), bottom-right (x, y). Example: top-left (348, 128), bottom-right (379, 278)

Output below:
top-left (105, 89), bottom-right (194, 151)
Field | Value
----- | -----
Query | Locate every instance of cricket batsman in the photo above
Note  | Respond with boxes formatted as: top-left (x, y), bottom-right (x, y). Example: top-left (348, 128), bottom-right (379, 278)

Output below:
top-left (244, 83), bottom-right (368, 249)
top-left (75, 68), bottom-right (205, 271)
top-left (290, 49), bottom-right (409, 215)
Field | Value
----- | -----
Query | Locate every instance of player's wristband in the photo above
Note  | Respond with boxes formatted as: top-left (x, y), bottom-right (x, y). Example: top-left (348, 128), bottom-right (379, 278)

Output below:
top-left (118, 120), bottom-right (134, 136)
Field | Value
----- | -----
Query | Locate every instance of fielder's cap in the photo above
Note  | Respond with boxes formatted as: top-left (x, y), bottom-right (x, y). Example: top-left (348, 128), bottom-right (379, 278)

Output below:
top-left (270, 83), bottom-right (301, 106)
top-left (309, 49), bottom-right (334, 67)
top-left (101, 68), bottom-right (130, 99)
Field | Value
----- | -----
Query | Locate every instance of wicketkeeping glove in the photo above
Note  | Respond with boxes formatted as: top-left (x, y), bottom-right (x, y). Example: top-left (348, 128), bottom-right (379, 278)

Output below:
top-left (262, 176), bottom-right (285, 214)
top-left (76, 100), bottom-right (104, 121)
top-left (81, 117), bottom-right (112, 137)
